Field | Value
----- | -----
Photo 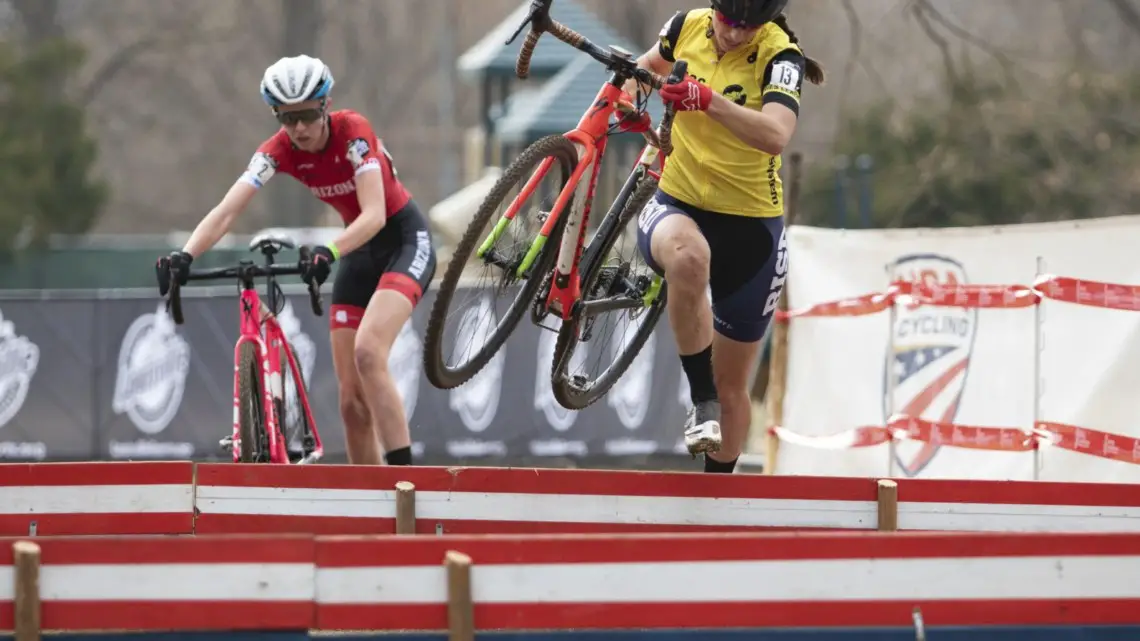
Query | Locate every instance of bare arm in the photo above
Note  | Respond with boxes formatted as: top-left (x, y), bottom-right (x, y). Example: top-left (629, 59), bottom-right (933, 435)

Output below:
top-left (330, 169), bottom-right (386, 257)
top-left (706, 100), bottom-right (799, 155)
top-left (182, 181), bottom-right (258, 257)
top-left (706, 50), bottom-right (807, 155)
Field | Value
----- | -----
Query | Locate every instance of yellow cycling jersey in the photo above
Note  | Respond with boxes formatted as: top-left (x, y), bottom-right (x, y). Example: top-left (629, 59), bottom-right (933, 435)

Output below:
top-left (656, 8), bottom-right (805, 218)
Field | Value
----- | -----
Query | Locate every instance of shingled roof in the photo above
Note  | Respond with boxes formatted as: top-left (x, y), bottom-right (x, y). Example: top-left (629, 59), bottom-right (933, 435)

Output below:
top-left (457, 0), bottom-right (631, 82)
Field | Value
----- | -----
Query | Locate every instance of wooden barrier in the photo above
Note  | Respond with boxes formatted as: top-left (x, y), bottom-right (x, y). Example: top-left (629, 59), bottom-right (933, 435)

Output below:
top-left (395, 481), bottom-right (416, 535)
top-left (12, 541), bottom-right (39, 641)
top-left (3, 462), bottom-right (1140, 537)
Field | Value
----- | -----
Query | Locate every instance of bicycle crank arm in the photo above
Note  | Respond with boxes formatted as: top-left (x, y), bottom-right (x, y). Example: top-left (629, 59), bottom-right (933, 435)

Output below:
top-left (575, 294), bottom-right (642, 319)
top-left (297, 451), bottom-right (323, 465)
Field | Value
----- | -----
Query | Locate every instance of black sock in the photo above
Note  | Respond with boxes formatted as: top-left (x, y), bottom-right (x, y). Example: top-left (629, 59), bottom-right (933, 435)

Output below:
top-left (704, 454), bottom-right (738, 474)
top-left (384, 446), bottom-right (413, 466)
top-left (680, 344), bottom-right (717, 404)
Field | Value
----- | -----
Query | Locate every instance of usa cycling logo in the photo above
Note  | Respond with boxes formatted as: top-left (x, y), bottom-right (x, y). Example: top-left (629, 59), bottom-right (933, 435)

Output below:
top-left (884, 254), bottom-right (978, 476)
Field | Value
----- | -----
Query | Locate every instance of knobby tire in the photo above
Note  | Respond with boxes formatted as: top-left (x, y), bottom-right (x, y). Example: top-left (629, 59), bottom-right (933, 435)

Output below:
top-left (424, 134), bottom-right (578, 389)
top-left (237, 342), bottom-right (269, 463)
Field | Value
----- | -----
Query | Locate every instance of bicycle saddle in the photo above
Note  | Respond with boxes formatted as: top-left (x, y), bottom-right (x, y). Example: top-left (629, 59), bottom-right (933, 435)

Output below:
top-left (249, 232), bottom-right (297, 254)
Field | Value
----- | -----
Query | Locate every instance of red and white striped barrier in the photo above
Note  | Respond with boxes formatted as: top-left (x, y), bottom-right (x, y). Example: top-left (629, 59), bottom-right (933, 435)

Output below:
top-left (3, 531), bottom-right (1140, 632)
top-left (0, 535), bottom-right (314, 631)
top-left (0, 462), bottom-right (194, 536)
top-left (3, 462), bottom-right (1140, 537)
top-left (316, 531), bottom-right (1140, 630)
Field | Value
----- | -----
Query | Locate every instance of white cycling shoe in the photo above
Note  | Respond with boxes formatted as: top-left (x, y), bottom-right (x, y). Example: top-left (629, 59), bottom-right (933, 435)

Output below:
top-left (683, 399), bottom-right (722, 457)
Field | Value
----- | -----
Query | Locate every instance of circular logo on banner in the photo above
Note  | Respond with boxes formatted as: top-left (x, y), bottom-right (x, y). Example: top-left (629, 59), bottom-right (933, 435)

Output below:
top-left (0, 308), bottom-right (39, 429)
top-left (389, 320), bottom-right (422, 421)
top-left (534, 320), bottom-right (588, 432)
top-left (112, 303), bottom-right (191, 435)
top-left (606, 314), bottom-right (656, 430)
top-left (448, 297), bottom-right (504, 433)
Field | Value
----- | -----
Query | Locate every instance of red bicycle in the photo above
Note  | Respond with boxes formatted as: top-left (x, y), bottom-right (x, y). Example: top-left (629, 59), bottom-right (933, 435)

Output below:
top-left (424, 0), bottom-right (687, 411)
top-left (159, 234), bottom-right (325, 464)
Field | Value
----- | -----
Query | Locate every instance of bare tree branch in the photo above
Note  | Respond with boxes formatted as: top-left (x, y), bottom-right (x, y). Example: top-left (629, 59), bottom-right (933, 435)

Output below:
top-left (837, 0), bottom-right (863, 115)
top-left (1107, 0), bottom-right (1140, 35)
top-left (914, 0), bottom-right (1020, 89)
top-left (909, 1), bottom-right (959, 91)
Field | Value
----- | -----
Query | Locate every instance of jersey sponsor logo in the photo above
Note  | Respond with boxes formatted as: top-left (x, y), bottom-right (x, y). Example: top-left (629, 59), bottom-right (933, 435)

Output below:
top-left (408, 230), bottom-right (432, 281)
top-left (245, 152), bottom-right (278, 189)
top-left (637, 196), bottom-right (671, 234)
top-left (110, 303), bottom-right (193, 459)
top-left (310, 179), bottom-right (357, 199)
top-left (722, 83), bottom-right (747, 106)
top-left (766, 156), bottom-right (780, 207)
top-left (346, 137), bottom-right (373, 170)
top-left (763, 226), bottom-right (789, 317)
top-left (884, 255), bottom-right (977, 477)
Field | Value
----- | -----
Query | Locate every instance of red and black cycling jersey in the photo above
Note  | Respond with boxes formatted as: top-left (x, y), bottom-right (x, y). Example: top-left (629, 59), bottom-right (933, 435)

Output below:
top-left (239, 109), bottom-right (412, 225)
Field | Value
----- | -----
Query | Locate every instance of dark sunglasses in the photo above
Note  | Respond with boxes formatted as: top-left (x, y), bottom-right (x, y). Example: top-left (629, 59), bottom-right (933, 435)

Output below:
top-left (275, 108), bottom-right (323, 126)
top-left (715, 10), bottom-right (762, 29)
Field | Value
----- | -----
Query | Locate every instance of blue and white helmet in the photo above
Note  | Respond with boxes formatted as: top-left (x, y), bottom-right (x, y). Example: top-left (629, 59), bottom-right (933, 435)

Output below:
top-left (259, 55), bottom-right (334, 107)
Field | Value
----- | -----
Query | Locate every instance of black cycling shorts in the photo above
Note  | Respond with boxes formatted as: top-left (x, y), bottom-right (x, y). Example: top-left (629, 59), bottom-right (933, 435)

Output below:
top-left (635, 189), bottom-right (787, 343)
top-left (329, 199), bottom-right (437, 331)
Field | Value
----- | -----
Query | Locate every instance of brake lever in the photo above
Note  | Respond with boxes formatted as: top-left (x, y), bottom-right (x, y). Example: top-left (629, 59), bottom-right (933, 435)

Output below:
top-left (505, 0), bottom-right (553, 44)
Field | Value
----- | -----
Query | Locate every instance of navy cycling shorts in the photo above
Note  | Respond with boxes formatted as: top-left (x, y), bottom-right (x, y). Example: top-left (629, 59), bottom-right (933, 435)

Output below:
top-left (635, 189), bottom-right (787, 343)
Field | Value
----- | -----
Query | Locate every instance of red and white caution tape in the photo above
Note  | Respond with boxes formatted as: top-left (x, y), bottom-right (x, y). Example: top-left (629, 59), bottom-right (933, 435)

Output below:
top-left (773, 415), bottom-right (1140, 465)
top-left (776, 274), bottom-right (1140, 321)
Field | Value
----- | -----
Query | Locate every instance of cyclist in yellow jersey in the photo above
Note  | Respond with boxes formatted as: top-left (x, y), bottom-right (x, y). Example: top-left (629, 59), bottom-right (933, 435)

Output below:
top-left (620, 0), bottom-right (825, 472)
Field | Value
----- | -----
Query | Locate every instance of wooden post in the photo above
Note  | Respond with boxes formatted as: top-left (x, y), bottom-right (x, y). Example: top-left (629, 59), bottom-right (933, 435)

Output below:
top-left (445, 551), bottom-right (474, 641)
top-left (395, 481), bottom-right (416, 535)
top-left (13, 540), bottom-right (41, 641)
top-left (762, 152), bottom-right (803, 475)
top-left (876, 479), bottom-right (898, 532)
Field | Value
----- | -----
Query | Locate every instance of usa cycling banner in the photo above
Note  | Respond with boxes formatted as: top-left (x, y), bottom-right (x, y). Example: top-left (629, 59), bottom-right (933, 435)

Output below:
top-left (779, 215), bottom-right (1140, 483)
top-left (0, 286), bottom-right (689, 465)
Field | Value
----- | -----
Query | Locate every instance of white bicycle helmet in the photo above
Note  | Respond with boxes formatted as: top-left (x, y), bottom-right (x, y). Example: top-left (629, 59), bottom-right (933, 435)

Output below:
top-left (259, 55), bottom-right (335, 107)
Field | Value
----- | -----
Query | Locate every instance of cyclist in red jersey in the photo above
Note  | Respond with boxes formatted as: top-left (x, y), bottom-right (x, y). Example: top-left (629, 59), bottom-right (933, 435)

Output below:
top-left (157, 55), bottom-right (437, 466)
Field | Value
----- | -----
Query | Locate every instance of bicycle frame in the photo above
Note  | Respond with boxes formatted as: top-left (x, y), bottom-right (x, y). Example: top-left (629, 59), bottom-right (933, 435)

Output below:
top-left (480, 77), bottom-right (667, 321)
top-left (231, 282), bottom-right (324, 464)
top-left (162, 240), bottom-right (326, 465)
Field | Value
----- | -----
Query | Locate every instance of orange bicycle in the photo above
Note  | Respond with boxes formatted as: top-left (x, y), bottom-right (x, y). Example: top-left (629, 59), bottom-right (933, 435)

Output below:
top-left (423, 0), bottom-right (687, 411)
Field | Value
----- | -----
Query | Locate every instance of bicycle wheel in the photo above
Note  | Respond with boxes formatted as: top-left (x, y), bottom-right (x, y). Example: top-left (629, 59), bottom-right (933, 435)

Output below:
top-left (551, 172), bottom-right (667, 410)
top-left (424, 134), bottom-right (578, 389)
top-left (237, 342), bottom-right (270, 463)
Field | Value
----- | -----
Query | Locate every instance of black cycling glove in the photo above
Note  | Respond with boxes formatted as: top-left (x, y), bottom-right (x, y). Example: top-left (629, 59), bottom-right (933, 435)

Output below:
top-left (156, 251), bottom-right (193, 296)
top-left (302, 245), bottom-right (336, 286)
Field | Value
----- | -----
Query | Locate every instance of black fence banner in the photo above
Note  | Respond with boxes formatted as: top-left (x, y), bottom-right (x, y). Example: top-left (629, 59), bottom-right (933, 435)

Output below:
top-left (0, 287), bottom-right (693, 466)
